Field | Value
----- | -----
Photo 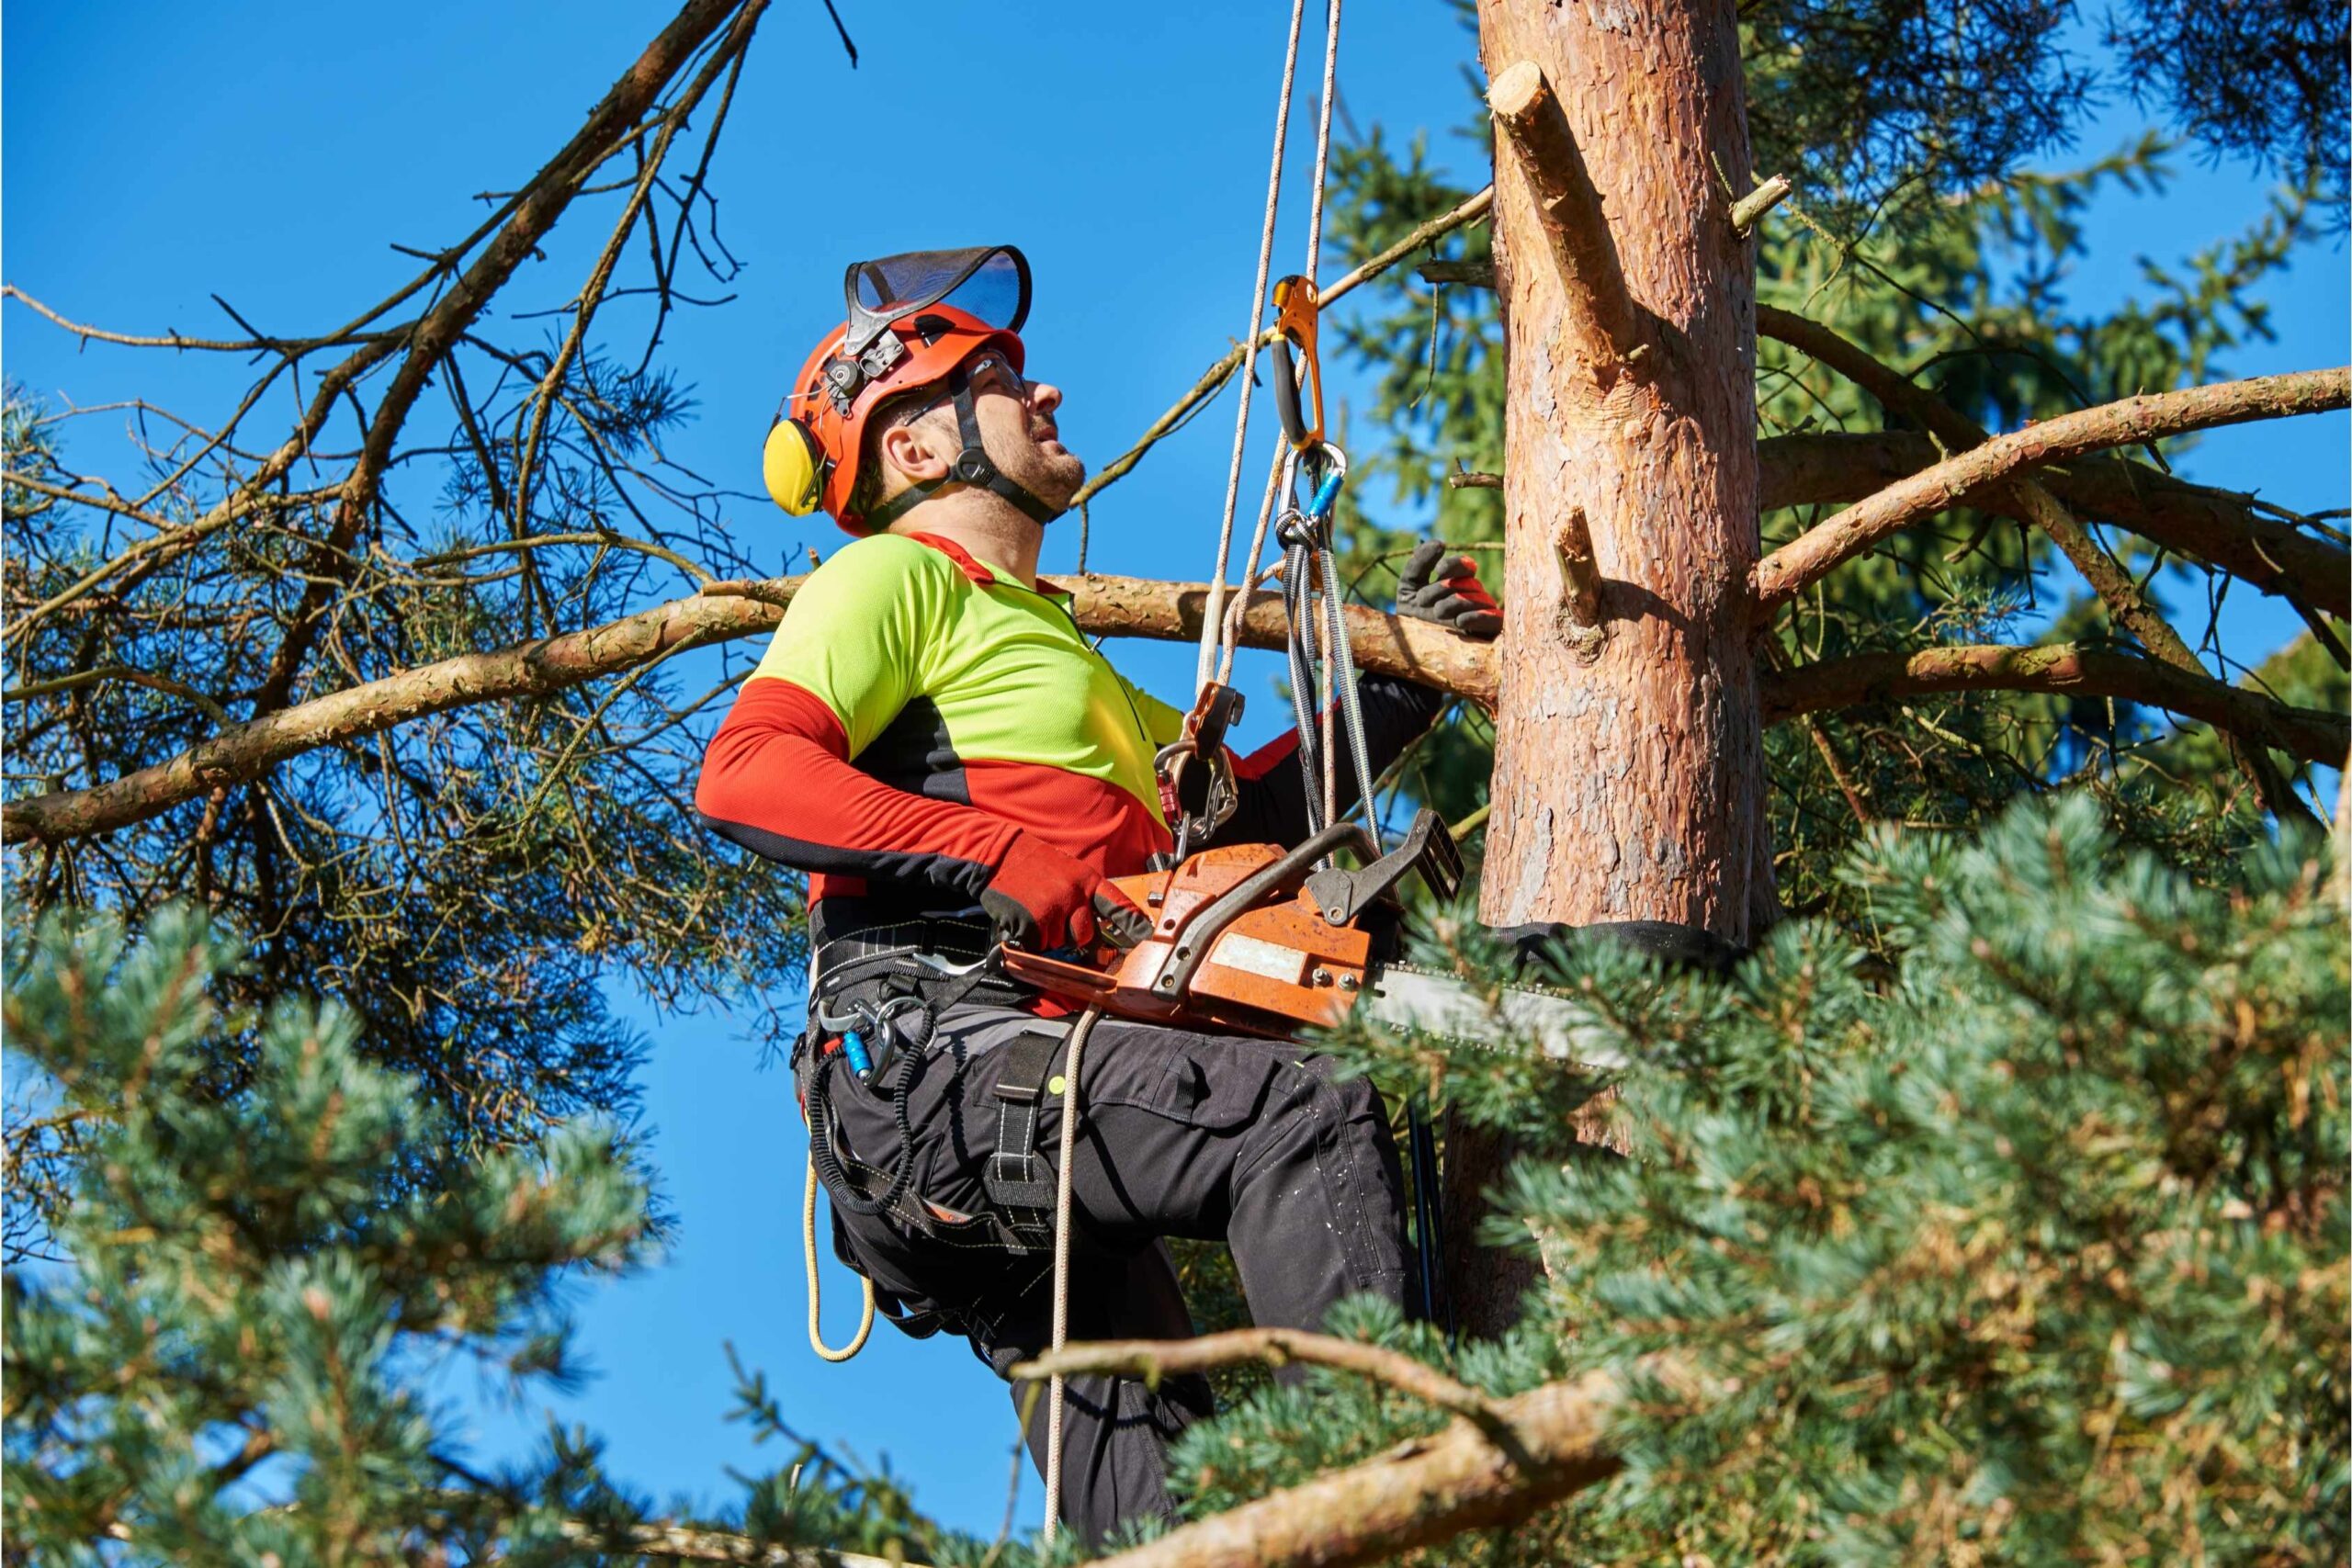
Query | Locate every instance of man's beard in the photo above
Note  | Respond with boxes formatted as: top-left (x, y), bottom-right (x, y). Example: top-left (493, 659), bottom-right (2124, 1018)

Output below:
top-left (1006, 438), bottom-right (1087, 513)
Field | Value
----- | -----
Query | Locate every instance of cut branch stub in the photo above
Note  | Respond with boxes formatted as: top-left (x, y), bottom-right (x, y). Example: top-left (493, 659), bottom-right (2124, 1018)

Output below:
top-left (1486, 60), bottom-right (1642, 367)
top-left (1554, 506), bottom-right (1606, 660)
top-left (1729, 174), bottom-right (1792, 234)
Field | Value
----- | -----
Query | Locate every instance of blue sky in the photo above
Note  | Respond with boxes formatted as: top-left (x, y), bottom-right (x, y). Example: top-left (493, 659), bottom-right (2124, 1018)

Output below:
top-left (6, 0), bottom-right (2344, 1540)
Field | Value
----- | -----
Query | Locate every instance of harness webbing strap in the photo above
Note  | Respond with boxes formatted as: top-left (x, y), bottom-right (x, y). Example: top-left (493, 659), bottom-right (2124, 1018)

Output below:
top-left (985, 1029), bottom-right (1064, 1234)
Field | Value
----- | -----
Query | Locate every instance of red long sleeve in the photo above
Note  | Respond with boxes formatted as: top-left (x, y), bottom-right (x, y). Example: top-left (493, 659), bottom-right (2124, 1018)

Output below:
top-left (696, 677), bottom-right (1021, 900)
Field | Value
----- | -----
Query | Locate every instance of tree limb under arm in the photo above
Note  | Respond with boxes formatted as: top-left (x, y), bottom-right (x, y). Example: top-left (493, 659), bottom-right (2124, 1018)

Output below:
top-left (23, 565), bottom-right (2344, 847)
top-left (1012, 1327), bottom-right (1524, 1455)
top-left (1751, 367), bottom-right (2352, 612)
top-left (1758, 431), bottom-right (2349, 620)
top-left (0, 575), bottom-right (1491, 847)
top-left (1764, 643), bottom-right (2349, 765)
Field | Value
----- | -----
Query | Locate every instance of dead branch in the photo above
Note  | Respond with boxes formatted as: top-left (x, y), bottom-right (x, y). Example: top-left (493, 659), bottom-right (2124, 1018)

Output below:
top-left (1765, 642), bottom-right (2348, 765)
top-left (242, 0), bottom-right (762, 718)
top-left (1486, 61), bottom-right (1642, 365)
top-left (1752, 367), bottom-right (2351, 611)
top-left (1730, 174), bottom-right (1793, 234)
top-left (1554, 506), bottom-right (1603, 631)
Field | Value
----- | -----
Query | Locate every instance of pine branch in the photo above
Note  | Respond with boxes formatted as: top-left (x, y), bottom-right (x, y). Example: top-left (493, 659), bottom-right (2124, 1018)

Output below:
top-left (1751, 367), bottom-right (2352, 611)
top-left (1757, 430), bottom-right (2348, 620)
top-left (1387, 291), bottom-right (2348, 618)
top-left (1766, 642), bottom-right (2349, 764)
top-left (1758, 306), bottom-right (2326, 826)
top-left (241, 0), bottom-right (763, 720)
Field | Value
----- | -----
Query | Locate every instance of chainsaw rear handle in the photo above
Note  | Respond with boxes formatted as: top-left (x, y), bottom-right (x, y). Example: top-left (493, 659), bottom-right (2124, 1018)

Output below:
top-left (1147, 820), bottom-right (1378, 1002)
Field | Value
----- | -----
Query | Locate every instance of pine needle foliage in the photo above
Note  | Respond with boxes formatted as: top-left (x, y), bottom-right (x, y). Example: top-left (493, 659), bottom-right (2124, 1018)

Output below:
top-left (1181, 796), bottom-right (2347, 1564)
top-left (1, 907), bottom-right (1013, 1566)
top-left (1, 907), bottom-right (656, 1562)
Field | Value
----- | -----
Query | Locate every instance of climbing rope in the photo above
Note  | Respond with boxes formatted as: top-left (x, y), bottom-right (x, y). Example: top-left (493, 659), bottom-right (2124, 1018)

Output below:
top-left (803, 1145), bottom-right (876, 1362)
top-left (1040, 1005), bottom-right (1105, 1547)
top-left (1191, 0), bottom-right (1373, 854)
top-left (1197, 0), bottom-right (1312, 694)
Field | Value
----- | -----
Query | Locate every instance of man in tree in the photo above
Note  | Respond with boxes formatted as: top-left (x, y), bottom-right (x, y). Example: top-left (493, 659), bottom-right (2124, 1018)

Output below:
top-left (694, 245), bottom-right (1500, 1541)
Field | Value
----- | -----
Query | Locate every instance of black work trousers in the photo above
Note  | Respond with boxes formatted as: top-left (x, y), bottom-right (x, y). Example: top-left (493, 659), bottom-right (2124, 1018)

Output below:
top-left (806, 1002), bottom-right (1410, 1546)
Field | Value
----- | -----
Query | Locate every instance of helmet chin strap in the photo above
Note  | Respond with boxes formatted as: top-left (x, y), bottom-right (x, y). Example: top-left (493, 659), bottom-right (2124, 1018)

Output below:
top-left (864, 366), bottom-right (1061, 532)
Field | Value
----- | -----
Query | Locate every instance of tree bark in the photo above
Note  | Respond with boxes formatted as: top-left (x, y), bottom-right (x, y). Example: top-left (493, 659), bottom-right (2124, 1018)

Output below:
top-left (1459, 0), bottom-right (1766, 1336)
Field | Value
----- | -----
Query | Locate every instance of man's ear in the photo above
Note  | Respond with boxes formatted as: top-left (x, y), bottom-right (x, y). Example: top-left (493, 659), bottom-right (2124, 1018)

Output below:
top-left (877, 416), bottom-right (952, 485)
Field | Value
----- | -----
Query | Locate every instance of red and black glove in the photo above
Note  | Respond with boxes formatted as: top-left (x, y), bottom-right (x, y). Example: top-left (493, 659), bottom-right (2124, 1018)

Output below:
top-left (980, 832), bottom-right (1153, 952)
top-left (1396, 539), bottom-right (1502, 639)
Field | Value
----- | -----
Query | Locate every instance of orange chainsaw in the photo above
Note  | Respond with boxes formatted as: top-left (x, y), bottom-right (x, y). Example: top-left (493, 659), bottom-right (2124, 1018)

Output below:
top-left (1000, 808), bottom-right (1466, 1039)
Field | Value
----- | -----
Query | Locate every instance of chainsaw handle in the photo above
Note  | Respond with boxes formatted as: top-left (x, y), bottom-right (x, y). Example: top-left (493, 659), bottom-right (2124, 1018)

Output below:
top-left (1148, 820), bottom-right (1378, 1003)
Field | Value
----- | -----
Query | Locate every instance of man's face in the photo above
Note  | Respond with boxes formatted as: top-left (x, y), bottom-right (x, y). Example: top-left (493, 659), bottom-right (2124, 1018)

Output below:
top-left (900, 352), bottom-right (1087, 511)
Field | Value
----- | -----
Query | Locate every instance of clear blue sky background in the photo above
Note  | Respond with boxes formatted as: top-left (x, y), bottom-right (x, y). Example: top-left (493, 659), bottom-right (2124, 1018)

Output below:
top-left (6, 0), bottom-right (2344, 1539)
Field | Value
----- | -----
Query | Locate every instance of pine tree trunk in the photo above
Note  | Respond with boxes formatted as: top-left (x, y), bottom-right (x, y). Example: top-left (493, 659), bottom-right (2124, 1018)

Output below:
top-left (1446, 0), bottom-right (1768, 1337)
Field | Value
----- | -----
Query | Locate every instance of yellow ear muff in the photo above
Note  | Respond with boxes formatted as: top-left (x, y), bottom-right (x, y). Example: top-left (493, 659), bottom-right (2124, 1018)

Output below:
top-left (762, 417), bottom-right (826, 515)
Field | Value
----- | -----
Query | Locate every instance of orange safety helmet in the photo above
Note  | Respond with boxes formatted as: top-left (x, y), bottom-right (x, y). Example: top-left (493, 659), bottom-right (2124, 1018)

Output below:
top-left (763, 245), bottom-right (1055, 536)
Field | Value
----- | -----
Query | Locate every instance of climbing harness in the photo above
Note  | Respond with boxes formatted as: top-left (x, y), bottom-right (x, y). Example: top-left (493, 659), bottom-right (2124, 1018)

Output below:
top-left (794, 929), bottom-right (1051, 1366)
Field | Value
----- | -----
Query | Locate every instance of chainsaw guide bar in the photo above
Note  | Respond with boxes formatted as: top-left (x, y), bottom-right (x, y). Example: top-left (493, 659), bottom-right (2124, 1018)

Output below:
top-left (999, 808), bottom-right (1616, 1067)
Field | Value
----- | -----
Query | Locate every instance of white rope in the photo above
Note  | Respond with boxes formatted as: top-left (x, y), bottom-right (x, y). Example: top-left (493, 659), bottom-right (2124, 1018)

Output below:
top-left (1215, 444), bottom-right (1296, 688)
top-left (803, 1145), bottom-right (876, 1362)
top-left (1209, 0), bottom-right (1345, 694)
top-left (1040, 1005), bottom-right (1104, 1545)
top-left (1197, 0), bottom-right (1310, 694)
top-left (1301, 0), bottom-right (1341, 281)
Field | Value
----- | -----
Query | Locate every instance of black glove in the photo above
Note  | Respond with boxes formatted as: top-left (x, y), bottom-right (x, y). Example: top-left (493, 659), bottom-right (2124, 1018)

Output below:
top-left (1396, 540), bottom-right (1502, 639)
top-left (979, 832), bottom-right (1153, 951)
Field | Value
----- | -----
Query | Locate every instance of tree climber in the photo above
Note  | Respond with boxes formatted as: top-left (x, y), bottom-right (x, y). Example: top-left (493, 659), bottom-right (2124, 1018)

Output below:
top-left (695, 246), bottom-right (1500, 1543)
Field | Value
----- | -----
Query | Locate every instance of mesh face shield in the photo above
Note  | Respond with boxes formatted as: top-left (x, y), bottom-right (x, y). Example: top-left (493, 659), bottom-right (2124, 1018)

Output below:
top-left (842, 246), bottom-right (1031, 359)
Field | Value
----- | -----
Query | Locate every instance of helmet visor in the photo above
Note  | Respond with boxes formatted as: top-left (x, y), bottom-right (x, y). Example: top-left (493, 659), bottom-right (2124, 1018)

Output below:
top-left (842, 245), bottom-right (1031, 355)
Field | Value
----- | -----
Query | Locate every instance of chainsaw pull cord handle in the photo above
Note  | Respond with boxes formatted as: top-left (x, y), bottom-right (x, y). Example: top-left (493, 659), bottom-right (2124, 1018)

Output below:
top-left (1041, 1004), bottom-right (1104, 1546)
